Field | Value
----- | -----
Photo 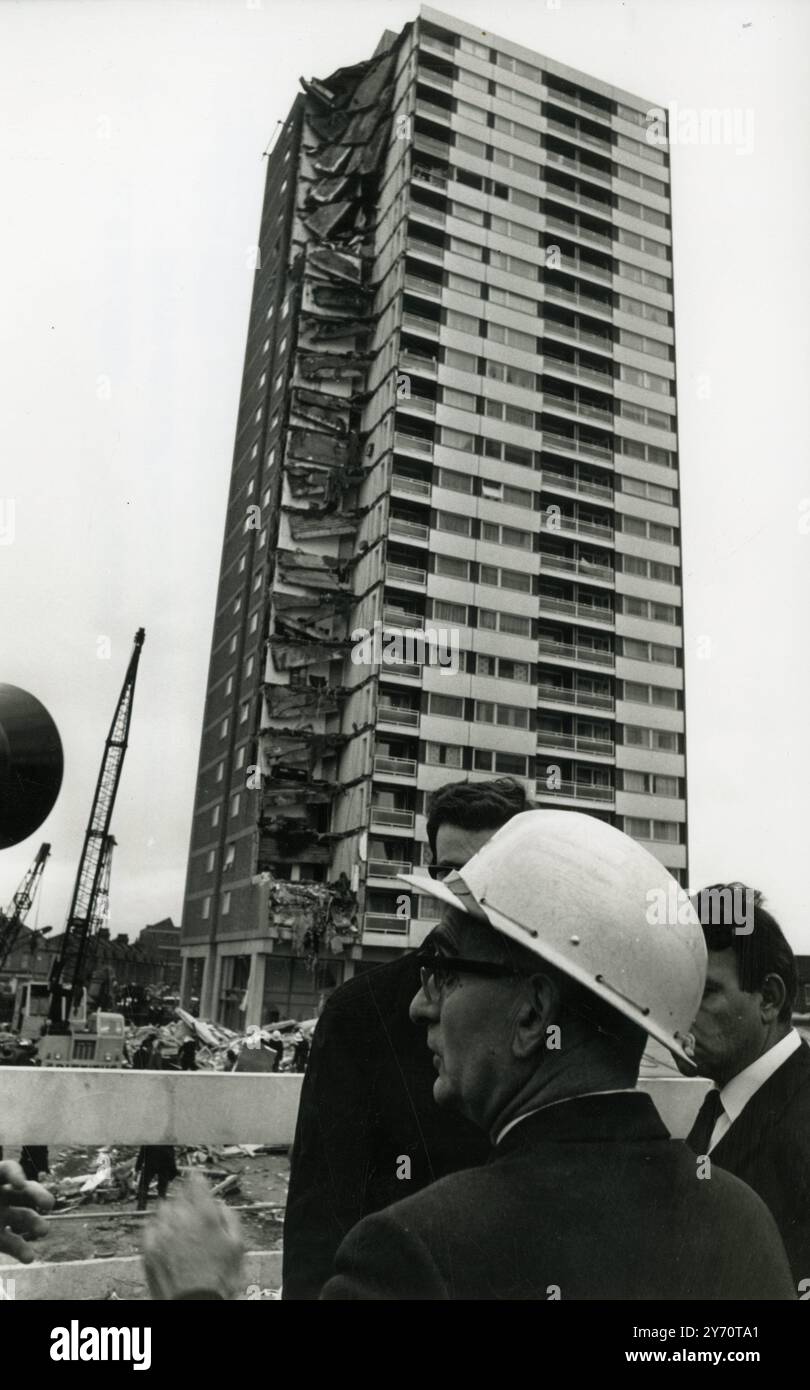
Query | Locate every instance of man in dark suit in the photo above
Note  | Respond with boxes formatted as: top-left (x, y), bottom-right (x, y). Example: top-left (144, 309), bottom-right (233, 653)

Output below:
top-left (321, 813), bottom-right (795, 1300)
top-left (282, 778), bottom-right (529, 1300)
top-left (686, 884), bottom-right (810, 1286)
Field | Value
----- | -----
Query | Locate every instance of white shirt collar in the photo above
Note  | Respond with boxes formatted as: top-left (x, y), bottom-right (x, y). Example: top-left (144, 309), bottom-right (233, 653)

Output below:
top-left (495, 1090), bottom-right (635, 1146)
top-left (719, 1029), bottom-right (802, 1126)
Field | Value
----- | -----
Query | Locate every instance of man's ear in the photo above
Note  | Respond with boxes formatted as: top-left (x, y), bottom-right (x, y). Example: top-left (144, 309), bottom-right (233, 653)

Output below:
top-left (760, 972), bottom-right (787, 1022)
top-left (512, 973), bottom-right (561, 1060)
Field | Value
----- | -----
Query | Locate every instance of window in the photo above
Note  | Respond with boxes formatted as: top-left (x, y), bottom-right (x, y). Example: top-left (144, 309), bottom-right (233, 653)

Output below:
top-left (451, 200), bottom-right (485, 224)
top-left (618, 262), bottom-right (669, 292)
top-left (476, 654), bottom-right (496, 676)
top-left (426, 742), bottom-right (463, 767)
top-left (457, 67), bottom-right (488, 94)
top-left (495, 52), bottom-right (540, 83)
top-left (617, 167), bottom-right (667, 197)
top-left (491, 214), bottom-right (539, 246)
top-left (494, 82), bottom-right (542, 116)
top-left (456, 133), bottom-right (488, 159)
top-left (447, 271), bottom-right (481, 298)
top-left (262, 337), bottom-right (270, 353)
top-left (623, 771), bottom-right (648, 794)
top-left (220, 717), bottom-right (229, 739)
top-left (479, 563), bottom-right (532, 593)
top-left (481, 520), bottom-right (533, 549)
top-left (235, 746), bottom-right (246, 770)
top-left (489, 249), bottom-right (538, 281)
top-left (225, 675), bottom-right (234, 696)
top-left (488, 285), bottom-right (538, 314)
top-left (619, 400), bottom-right (672, 430)
top-left (624, 817), bottom-right (651, 838)
top-left (651, 602), bottom-right (677, 623)
top-left (448, 241), bottom-right (484, 269)
top-left (228, 634), bottom-right (238, 655)
top-left (215, 762), bottom-right (224, 782)
top-left (444, 386), bottom-right (477, 412)
top-left (621, 476), bottom-right (675, 504)
top-left (618, 197), bottom-right (668, 229)
top-left (201, 896), bottom-right (211, 920)
top-left (492, 147), bottom-right (541, 180)
top-left (429, 693), bottom-right (464, 719)
top-left (434, 600), bottom-right (468, 623)
top-left (224, 843), bottom-right (236, 870)
top-left (486, 361), bottom-right (535, 390)
top-left (249, 612), bottom-right (259, 634)
top-left (444, 347), bottom-right (477, 374)
top-left (620, 331), bottom-right (671, 362)
top-left (651, 643), bottom-right (677, 665)
top-left (618, 295), bottom-right (670, 327)
top-left (492, 114), bottom-right (541, 147)
top-left (436, 511), bottom-right (472, 536)
top-left (488, 322), bottom-right (537, 352)
top-left (618, 437), bottom-right (675, 467)
top-left (652, 820), bottom-right (679, 842)
top-left (435, 554), bottom-right (470, 579)
top-left (441, 427), bottom-right (476, 452)
top-left (495, 751), bottom-right (529, 775)
top-left (651, 686), bottom-right (678, 708)
top-left (617, 229), bottom-right (668, 260)
top-left (459, 36), bottom-right (489, 59)
top-left (649, 522), bottom-right (675, 544)
top-left (205, 850), bottom-right (215, 873)
top-left (475, 700), bottom-right (494, 722)
top-left (230, 793), bottom-right (241, 818)
top-left (446, 308), bottom-right (479, 333)
top-left (500, 659), bottom-right (530, 682)
top-left (623, 516), bottom-right (647, 538)
top-left (436, 466), bottom-right (473, 493)
top-left (616, 131), bottom-right (667, 166)
top-left (238, 555), bottom-right (246, 574)
top-left (456, 99), bottom-right (487, 127)
top-left (240, 702), bottom-right (250, 724)
top-left (212, 805), bottom-right (220, 827)
top-left (221, 892), bottom-right (231, 915)
top-left (498, 703), bottom-right (529, 728)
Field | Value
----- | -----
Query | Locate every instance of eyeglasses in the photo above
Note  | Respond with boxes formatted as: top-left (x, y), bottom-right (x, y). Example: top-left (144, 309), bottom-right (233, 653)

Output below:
top-left (416, 952), bottom-right (524, 1003)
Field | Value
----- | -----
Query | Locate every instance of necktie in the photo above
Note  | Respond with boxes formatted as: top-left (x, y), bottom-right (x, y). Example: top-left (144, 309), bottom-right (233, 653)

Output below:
top-left (687, 1087), bottom-right (725, 1155)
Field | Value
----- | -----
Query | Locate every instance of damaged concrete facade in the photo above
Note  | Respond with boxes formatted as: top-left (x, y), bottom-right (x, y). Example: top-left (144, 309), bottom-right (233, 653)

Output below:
top-left (182, 7), bottom-right (688, 1025)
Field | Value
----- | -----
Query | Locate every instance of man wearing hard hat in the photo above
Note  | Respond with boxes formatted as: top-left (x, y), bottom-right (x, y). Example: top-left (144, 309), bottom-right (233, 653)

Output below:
top-left (320, 811), bottom-right (795, 1300)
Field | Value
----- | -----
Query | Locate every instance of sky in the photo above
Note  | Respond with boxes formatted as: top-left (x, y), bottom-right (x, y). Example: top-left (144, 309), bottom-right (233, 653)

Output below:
top-left (1, 0), bottom-right (808, 949)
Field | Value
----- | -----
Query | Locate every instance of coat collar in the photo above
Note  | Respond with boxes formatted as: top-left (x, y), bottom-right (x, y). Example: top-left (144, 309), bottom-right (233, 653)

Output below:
top-left (711, 1039), bottom-right (810, 1160)
top-left (491, 1090), bottom-right (670, 1156)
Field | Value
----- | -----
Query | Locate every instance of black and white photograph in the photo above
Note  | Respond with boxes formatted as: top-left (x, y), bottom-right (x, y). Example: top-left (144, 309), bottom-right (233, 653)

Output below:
top-left (1, 0), bottom-right (809, 1339)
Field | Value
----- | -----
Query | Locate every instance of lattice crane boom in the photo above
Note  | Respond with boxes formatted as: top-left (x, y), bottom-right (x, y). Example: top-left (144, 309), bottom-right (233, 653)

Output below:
top-left (49, 629), bottom-right (145, 1023)
top-left (0, 841), bottom-right (50, 971)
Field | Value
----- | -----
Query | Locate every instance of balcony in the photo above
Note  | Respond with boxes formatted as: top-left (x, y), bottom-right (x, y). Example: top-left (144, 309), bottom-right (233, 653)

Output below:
top-left (378, 699), bottom-right (420, 724)
top-left (381, 606), bottom-right (424, 632)
top-left (368, 858), bottom-right (413, 878)
top-left (399, 349), bottom-right (438, 377)
top-left (382, 660), bottom-right (423, 680)
top-left (413, 131), bottom-right (452, 160)
top-left (394, 428), bottom-right (435, 456)
top-left (386, 561), bottom-right (428, 587)
top-left (539, 594), bottom-right (615, 625)
top-left (370, 807), bottom-right (417, 831)
top-left (543, 429), bottom-right (613, 461)
top-left (420, 33), bottom-right (455, 57)
top-left (536, 730), bottom-right (615, 756)
top-left (409, 199), bottom-right (447, 227)
top-left (373, 755), bottom-right (418, 778)
top-left (401, 311), bottom-right (440, 338)
top-left (566, 256), bottom-right (613, 284)
top-left (407, 236), bottom-right (445, 265)
top-left (546, 215), bottom-right (613, 248)
top-left (535, 779), bottom-right (615, 802)
top-left (536, 637), bottom-right (615, 667)
top-left (556, 514), bottom-right (614, 542)
top-left (405, 272), bottom-right (442, 301)
top-left (546, 182), bottom-right (613, 217)
top-left (544, 284), bottom-right (613, 319)
top-left (543, 390), bottom-right (613, 422)
top-left (537, 683), bottom-right (614, 710)
top-left (416, 97), bottom-right (451, 125)
top-left (363, 912), bottom-right (410, 936)
top-left (403, 395), bottom-right (437, 418)
top-left (392, 472), bottom-right (432, 497)
top-left (539, 552), bottom-right (614, 582)
top-left (546, 117), bottom-right (612, 154)
top-left (544, 323), bottom-right (614, 354)
top-left (546, 150), bottom-right (612, 187)
top-left (390, 516), bottom-right (430, 542)
top-left (541, 467), bottom-right (613, 501)
top-left (417, 66), bottom-right (453, 91)
top-left (543, 357), bottom-right (614, 389)
top-left (547, 90), bottom-right (612, 123)
top-left (412, 165), bottom-right (449, 192)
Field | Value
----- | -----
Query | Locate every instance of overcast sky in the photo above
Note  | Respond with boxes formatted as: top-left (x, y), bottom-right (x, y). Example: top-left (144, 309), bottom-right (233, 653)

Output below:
top-left (1, 0), bottom-right (808, 950)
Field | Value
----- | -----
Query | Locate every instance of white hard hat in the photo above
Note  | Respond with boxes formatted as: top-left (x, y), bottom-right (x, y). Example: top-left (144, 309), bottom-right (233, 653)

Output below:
top-left (399, 810), bottom-right (705, 1065)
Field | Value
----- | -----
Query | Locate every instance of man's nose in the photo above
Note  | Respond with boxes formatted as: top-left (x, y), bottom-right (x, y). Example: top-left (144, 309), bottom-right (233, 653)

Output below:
top-left (409, 983), bottom-right (436, 1025)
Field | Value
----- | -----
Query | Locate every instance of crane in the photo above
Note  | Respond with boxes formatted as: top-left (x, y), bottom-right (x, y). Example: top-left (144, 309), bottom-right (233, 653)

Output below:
top-left (0, 842), bottom-right (51, 972)
top-left (48, 628), bottom-right (145, 1029)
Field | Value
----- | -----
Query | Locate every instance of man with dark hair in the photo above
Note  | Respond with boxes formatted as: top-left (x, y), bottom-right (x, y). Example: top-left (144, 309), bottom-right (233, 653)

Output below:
top-left (686, 883), bottom-right (810, 1284)
top-left (282, 776), bottom-right (530, 1300)
top-left (321, 815), bottom-right (793, 1300)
